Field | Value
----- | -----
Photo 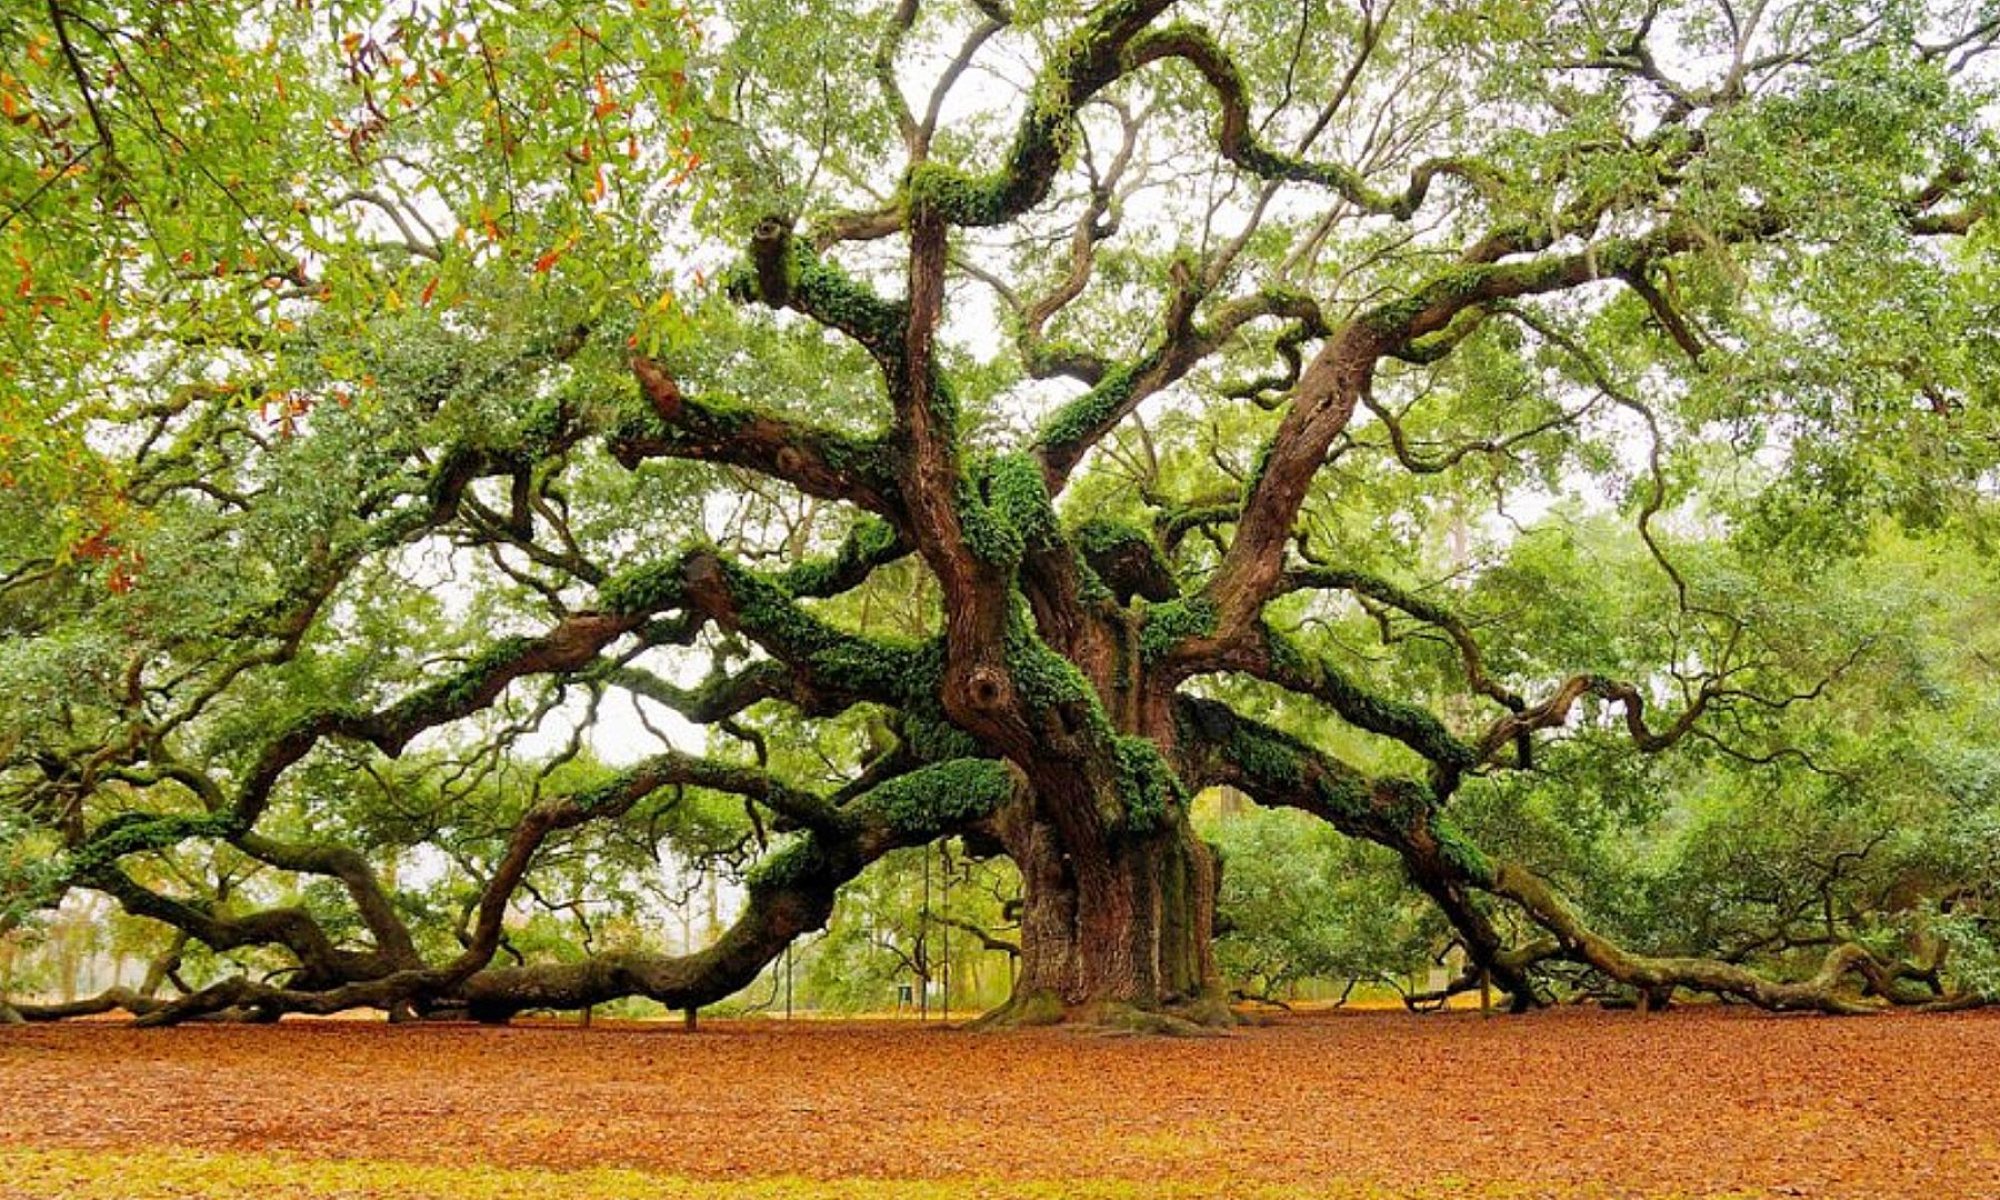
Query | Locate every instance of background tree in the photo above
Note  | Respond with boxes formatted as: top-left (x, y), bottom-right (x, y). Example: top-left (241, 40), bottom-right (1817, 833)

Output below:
top-left (2, 0), bottom-right (1997, 1029)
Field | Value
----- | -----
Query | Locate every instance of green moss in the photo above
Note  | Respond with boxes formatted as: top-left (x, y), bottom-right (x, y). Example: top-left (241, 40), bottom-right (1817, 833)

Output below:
top-left (792, 250), bottom-right (907, 361)
top-left (727, 238), bottom-right (908, 364)
top-left (439, 636), bottom-right (538, 709)
top-left (697, 562), bottom-right (979, 772)
top-left (720, 261), bottom-right (762, 305)
top-left (897, 0), bottom-right (1165, 229)
top-left (1138, 597), bottom-right (1216, 664)
top-left (1035, 361), bottom-right (1140, 451)
top-left (599, 559), bottom-right (688, 616)
top-left (1113, 735), bottom-right (1184, 833)
top-left (1243, 438), bottom-right (1279, 497)
top-left (900, 711), bottom-right (981, 762)
top-left (1158, 503), bottom-right (1237, 544)
top-left (745, 833), bottom-right (827, 891)
top-left (856, 758), bottom-right (1014, 839)
top-left (957, 454), bottom-right (1059, 567)
top-left (569, 762), bottom-right (656, 816)
top-left (1430, 813), bottom-right (1495, 886)
top-left (1313, 771), bottom-right (1374, 819)
top-left (985, 454), bottom-right (1059, 549)
top-left (1224, 720), bottom-right (1307, 792)
top-left (957, 479), bottom-right (1024, 566)
top-left (520, 395), bottom-right (568, 451)
top-left (1259, 624), bottom-right (1477, 771)
top-left (1180, 700), bottom-right (1374, 820)
top-left (777, 517), bottom-right (903, 598)
top-left (1069, 517), bottom-right (1176, 604)
top-left (1071, 517), bottom-right (1154, 558)
top-left (817, 435), bottom-right (896, 481)
top-left (1071, 550), bottom-right (1115, 605)
top-left (1374, 777), bottom-right (1434, 824)
top-left (605, 551), bottom-right (946, 725)
top-left (1004, 599), bottom-right (1096, 713)
top-left (604, 403), bottom-right (666, 465)
top-left (905, 161), bottom-right (1011, 227)
top-left (63, 812), bottom-right (244, 888)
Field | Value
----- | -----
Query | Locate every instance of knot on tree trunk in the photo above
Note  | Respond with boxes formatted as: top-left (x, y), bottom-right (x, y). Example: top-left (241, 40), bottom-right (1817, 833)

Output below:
top-left (965, 665), bottom-right (1009, 712)
top-left (750, 215), bottom-right (796, 307)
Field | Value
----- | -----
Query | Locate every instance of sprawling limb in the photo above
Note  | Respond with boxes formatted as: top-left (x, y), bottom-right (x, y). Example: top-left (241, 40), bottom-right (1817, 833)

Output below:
top-left (615, 356), bottom-right (903, 518)
top-left (1174, 696), bottom-right (1538, 1004)
top-left (127, 757), bottom-right (1020, 1025)
top-left (1176, 694), bottom-right (1988, 1015)
top-left (7, 987), bottom-right (170, 1022)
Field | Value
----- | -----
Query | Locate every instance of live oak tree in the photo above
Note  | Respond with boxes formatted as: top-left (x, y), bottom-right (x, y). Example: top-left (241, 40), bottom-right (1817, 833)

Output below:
top-left (3, 0), bottom-right (1998, 1028)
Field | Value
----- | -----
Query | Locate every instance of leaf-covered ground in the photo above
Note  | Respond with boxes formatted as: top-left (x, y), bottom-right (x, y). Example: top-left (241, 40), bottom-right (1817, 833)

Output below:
top-left (2, 1006), bottom-right (1996, 1199)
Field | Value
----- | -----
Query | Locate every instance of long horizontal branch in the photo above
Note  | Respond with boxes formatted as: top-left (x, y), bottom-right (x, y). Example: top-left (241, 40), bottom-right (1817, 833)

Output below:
top-left (1173, 695), bottom-right (1531, 1000)
top-left (1283, 563), bottom-right (1524, 712)
top-left (1180, 622), bottom-right (1480, 787)
top-left (1176, 694), bottom-right (1982, 1016)
top-left (613, 356), bottom-right (903, 517)
top-left (121, 758), bottom-right (1019, 1025)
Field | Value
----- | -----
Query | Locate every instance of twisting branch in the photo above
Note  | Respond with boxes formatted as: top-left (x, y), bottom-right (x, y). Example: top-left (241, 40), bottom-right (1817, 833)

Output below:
top-left (613, 356), bottom-right (903, 517)
top-left (1120, 23), bottom-right (1492, 220)
top-left (1282, 562), bottom-right (1525, 713)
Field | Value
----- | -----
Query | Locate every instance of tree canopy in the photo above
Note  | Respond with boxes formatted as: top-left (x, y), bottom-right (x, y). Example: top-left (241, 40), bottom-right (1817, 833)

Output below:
top-left (2, 0), bottom-right (1998, 1028)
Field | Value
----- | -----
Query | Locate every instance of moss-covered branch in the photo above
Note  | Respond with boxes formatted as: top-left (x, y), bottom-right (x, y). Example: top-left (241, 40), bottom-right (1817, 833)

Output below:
top-left (1031, 287), bottom-right (1323, 487)
top-left (1178, 693), bottom-right (1974, 1017)
top-left (726, 219), bottom-right (910, 371)
top-left (1122, 24), bottom-right (1485, 219)
top-left (1486, 860), bottom-right (1936, 1015)
top-left (611, 356), bottom-right (903, 517)
top-left (900, 0), bottom-right (1176, 228)
top-left (1179, 622), bottom-right (1479, 788)
top-left (1174, 695), bottom-right (1523, 997)
top-left (118, 752), bottom-right (1017, 1026)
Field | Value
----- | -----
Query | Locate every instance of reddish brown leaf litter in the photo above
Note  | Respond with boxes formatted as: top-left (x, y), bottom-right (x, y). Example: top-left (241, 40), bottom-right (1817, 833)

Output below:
top-left (2, 1006), bottom-right (1997, 1197)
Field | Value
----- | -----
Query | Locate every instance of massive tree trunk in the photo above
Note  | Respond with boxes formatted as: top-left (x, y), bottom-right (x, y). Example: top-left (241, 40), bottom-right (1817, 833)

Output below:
top-left (988, 799), bottom-right (1224, 1028)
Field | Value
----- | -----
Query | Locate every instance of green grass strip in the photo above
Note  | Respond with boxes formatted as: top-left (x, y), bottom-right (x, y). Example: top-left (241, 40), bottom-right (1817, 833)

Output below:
top-left (0, 1146), bottom-right (1774, 1200)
